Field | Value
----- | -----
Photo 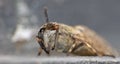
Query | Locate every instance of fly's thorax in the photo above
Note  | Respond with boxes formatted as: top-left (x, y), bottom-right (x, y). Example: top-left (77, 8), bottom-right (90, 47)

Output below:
top-left (55, 24), bottom-right (78, 53)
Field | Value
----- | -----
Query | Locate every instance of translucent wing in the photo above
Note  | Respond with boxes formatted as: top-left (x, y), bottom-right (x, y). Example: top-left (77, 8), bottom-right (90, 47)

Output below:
top-left (74, 25), bottom-right (118, 57)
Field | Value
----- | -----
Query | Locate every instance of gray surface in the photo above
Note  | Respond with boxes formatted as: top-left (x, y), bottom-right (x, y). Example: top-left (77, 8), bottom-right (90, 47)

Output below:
top-left (0, 0), bottom-right (120, 56)
top-left (0, 56), bottom-right (120, 64)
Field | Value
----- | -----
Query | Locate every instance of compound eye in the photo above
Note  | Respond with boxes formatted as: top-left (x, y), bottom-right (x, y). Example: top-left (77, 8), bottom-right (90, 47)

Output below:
top-left (37, 28), bottom-right (45, 39)
top-left (39, 28), bottom-right (45, 33)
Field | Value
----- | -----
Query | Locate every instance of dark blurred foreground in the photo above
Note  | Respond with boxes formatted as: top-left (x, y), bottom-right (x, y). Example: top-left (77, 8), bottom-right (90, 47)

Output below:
top-left (0, 56), bottom-right (120, 64)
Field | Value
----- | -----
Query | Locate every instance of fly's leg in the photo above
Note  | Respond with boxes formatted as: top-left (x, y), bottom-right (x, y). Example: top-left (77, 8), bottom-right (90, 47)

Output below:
top-left (36, 37), bottom-right (50, 55)
top-left (67, 40), bottom-right (98, 56)
top-left (67, 41), bottom-right (84, 56)
top-left (86, 42), bottom-right (116, 57)
top-left (36, 36), bottom-right (43, 56)
top-left (67, 34), bottom-right (84, 55)
top-left (85, 42), bottom-right (98, 55)
top-left (67, 43), bottom-right (76, 56)
top-left (83, 41), bottom-right (108, 57)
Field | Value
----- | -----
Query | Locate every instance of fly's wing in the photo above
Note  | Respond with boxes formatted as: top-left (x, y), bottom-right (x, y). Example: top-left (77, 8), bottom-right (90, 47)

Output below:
top-left (74, 25), bottom-right (118, 57)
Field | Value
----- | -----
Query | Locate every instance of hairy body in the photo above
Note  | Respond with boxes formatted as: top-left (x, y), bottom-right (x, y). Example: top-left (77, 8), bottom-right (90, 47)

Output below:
top-left (36, 22), bottom-right (117, 57)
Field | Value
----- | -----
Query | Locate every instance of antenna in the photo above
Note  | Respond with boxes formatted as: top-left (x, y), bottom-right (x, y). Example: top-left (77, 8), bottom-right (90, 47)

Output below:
top-left (44, 7), bottom-right (49, 23)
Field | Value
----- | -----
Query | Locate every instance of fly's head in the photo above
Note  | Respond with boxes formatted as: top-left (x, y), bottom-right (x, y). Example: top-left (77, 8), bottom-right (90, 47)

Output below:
top-left (36, 7), bottom-right (59, 55)
top-left (38, 22), bottom-right (59, 54)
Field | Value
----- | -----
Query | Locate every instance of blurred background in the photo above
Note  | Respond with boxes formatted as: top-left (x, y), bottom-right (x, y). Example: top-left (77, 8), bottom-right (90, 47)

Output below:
top-left (0, 0), bottom-right (120, 56)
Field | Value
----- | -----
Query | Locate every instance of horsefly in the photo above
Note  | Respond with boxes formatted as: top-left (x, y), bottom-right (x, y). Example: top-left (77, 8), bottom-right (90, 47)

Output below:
top-left (36, 7), bottom-right (118, 57)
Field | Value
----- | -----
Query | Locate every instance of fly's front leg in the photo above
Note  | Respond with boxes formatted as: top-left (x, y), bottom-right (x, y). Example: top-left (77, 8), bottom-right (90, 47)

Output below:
top-left (36, 36), bottom-right (45, 56)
